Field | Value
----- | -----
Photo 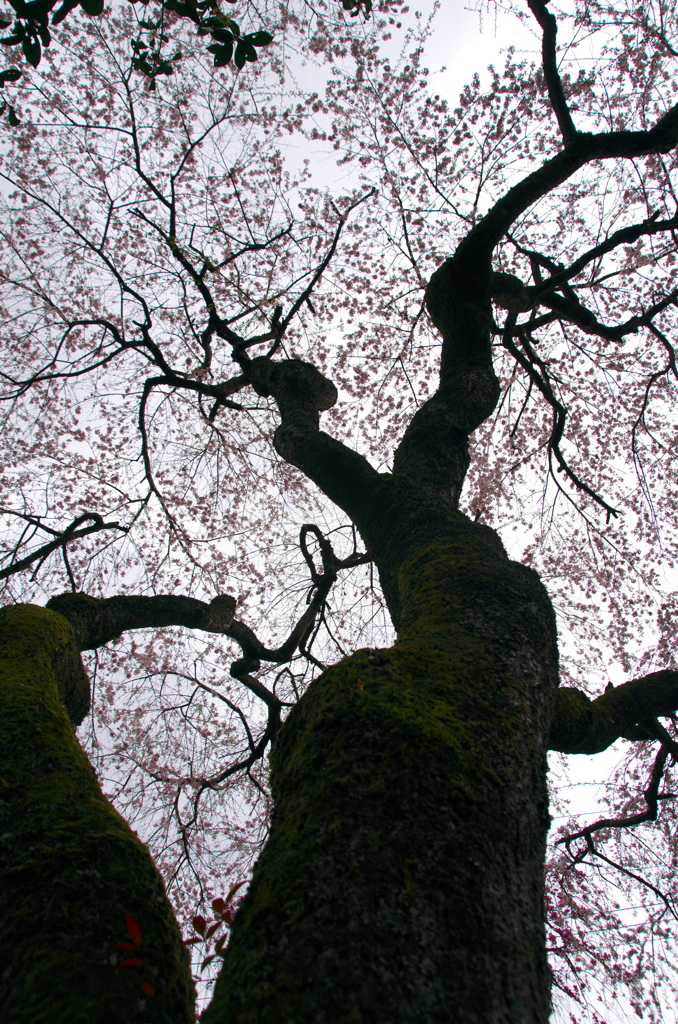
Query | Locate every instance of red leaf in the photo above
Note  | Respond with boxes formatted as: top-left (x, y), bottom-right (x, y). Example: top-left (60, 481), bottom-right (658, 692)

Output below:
top-left (114, 941), bottom-right (138, 951)
top-left (116, 957), bottom-right (146, 969)
top-left (226, 880), bottom-right (246, 901)
top-left (211, 897), bottom-right (226, 915)
top-left (182, 936), bottom-right (202, 946)
top-left (200, 954), bottom-right (216, 971)
top-left (192, 914), bottom-right (207, 937)
top-left (125, 913), bottom-right (143, 948)
top-left (205, 921), bottom-right (221, 940)
top-left (140, 981), bottom-right (155, 998)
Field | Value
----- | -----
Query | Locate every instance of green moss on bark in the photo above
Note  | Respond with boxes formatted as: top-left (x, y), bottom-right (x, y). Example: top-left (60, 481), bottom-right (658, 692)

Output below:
top-left (0, 605), bottom-right (194, 1024)
top-left (205, 539), bottom-right (558, 1024)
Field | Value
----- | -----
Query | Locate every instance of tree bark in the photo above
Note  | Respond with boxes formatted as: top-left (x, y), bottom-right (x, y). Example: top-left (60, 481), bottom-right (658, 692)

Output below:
top-left (203, 506), bottom-right (559, 1024)
top-left (0, 605), bottom-right (194, 1024)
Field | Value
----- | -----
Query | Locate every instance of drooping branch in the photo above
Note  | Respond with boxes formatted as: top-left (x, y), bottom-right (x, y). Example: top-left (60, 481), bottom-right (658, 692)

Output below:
top-left (549, 670), bottom-right (678, 754)
top-left (557, 740), bottom-right (678, 922)
top-left (500, 330), bottom-right (620, 519)
top-left (560, 741), bottom-right (675, 846)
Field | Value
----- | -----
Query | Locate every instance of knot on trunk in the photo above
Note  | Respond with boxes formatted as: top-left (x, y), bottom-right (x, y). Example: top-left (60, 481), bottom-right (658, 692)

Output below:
top-left (490, 271), bottom-right (533, 313)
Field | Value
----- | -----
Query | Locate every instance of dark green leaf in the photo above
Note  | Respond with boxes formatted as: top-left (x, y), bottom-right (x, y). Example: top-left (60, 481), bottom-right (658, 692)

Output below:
top-left (52, 0), bottom-right (79, 25)
top-left (163, 0), bottom-right (189, 15)
top-left (21, 35), bottom-right (40, 67)
top-left (211, 27), bottom-right (233, 44)
top-left (7, 102), bottom-right (19, 125)
top-left (1, 34), bottom-right (24, 46)
top-left (234, 40), bottom-right (256, 68)
top-left (38, 23), bottom-right (50, 46)
top-left (0, 66), bottom-right (21, 83)
top-left (246, 31), bottom-right (272, 47)
top-left (0, 18), bottom-right (12, 28)
top-left (208, 39), bottom-right (232, 67)
top-left (79, 0), bottom-right (105, 15)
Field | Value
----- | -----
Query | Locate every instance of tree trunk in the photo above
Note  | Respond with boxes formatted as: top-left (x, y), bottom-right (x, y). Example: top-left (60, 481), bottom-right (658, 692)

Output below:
top-left (204, 511), bottom-right (559, 1024)
top-left (0, 605), bottom-right (194, 1024)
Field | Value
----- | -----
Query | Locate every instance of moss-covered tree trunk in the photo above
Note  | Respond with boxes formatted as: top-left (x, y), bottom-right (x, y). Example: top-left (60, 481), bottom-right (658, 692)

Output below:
top-left (0, 606), bottom-right (194, 1024)
top-left (204, 500), bottom-right (559, 1024)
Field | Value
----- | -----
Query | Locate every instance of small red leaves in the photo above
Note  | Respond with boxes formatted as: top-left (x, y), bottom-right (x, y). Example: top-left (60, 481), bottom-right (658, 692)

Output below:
top-left (116, 957), bottom-right (146, 969)
top-left (125, 913), bottom-right (143, 948)
top-left (192, 914), bottom-right (207, 937)
top-left (140, 981), bottom-right (155, 998)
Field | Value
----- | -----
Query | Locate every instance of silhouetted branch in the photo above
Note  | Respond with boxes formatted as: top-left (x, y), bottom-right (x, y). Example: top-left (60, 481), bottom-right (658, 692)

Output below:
top-left (527, 0), bottom-right (578, 144)
top-left (0, 513), bottom-right (127, 581)
top-left (501, 331), bottom-right (620, 519)
top-left (560, 742), bottom-right (674, 846)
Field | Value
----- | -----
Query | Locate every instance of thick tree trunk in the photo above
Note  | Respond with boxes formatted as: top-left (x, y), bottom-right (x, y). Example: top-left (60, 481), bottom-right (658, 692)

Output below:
top-left (204, 513), bottom-right (559, 1024)
top-left (0, 605), bottom-right (194, 1024)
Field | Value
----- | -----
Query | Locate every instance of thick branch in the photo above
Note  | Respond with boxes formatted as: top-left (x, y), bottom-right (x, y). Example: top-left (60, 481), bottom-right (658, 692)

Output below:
top-left (46, 592), bottom-right (238, 651)
top-left (549, 670), bottom-right (678, 754)
top-left (248, 357), bottom-right (383, 530)
top-left (47, 526), bottom-right (367, 673)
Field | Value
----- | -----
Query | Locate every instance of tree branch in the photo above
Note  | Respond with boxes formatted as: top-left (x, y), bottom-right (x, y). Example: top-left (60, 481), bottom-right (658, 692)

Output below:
top-left (460, 103), bottom-right (678, 265)
top-left (0, 514), bottom-right (127, 581)
top-left (46, 591), bottom-right (239, 650)
top-left (527, 0), bottom-right (578, 144)
top-left (549, 670), bottom-right (678, 754)
top-left (560, 742), bottom-right (675, 846)
top-left (248, 357), bottom-right (383, 530)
